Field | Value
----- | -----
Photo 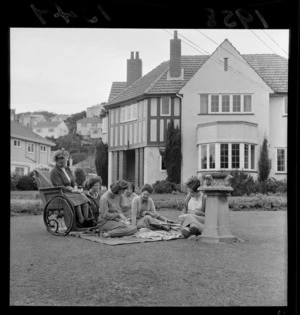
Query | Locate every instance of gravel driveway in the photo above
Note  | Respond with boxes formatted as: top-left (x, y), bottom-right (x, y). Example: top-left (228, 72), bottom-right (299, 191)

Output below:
top-left (10, 210), bottom-right (287, 306)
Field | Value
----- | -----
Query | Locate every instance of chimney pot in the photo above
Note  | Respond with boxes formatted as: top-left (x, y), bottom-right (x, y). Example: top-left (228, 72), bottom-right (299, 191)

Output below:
top-left (135, 51), bottom-right (139, 59)
top-left (174, 30), bottom-right (178, 39)
top-left (130, 51), bottom-right (134, 59)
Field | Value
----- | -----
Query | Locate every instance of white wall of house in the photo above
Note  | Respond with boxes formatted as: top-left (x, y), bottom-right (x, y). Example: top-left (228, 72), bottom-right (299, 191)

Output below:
top-left (144, 147), bottom-right (167, 185)
top-left (77, 122), bottom-right (102, 138)
top-left (33, 121), bottom-right (69, 139)
top-left (269, 95), bottom-right (287, 179)
top-left (11, 138), bottom-right (53, 175)
top-left (180, 39), bottom-right (274, 183)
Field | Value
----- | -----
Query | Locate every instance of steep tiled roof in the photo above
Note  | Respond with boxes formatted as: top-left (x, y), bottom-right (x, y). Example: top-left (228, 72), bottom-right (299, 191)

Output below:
top-left (33, 121), bottom-right (62, 128)
top-left (11, 121), bottom-right (55, 146)
top-left (77, 117), bottom-right (101, 123)
top-left (108, 82), bottom-right (127, 102)
top-left (242, 54), bottom-right (288, 93)
top-left (106, 54), bottom-right (288, 106)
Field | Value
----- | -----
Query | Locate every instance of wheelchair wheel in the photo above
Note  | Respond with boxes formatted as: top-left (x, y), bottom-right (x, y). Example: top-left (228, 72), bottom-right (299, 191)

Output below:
top-left (43, 196), bottom-right (75, 236)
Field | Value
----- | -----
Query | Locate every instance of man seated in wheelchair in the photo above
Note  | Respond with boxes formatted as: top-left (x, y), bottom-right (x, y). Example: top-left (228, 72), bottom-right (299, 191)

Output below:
top-left (50, 148), bottom-right (95, 228)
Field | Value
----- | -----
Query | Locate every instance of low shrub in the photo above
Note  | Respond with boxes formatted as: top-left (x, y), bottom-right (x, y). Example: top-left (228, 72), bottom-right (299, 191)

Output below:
top-left (10, 199), bottom-right (43, 215)
top-left (15, 174), bottom-right (37, 191)
top-left (11, 173), bottom-right (21, 191)
top-left (230, 171), bottom-right (287, 196)
top-left (152, 180), bottom-right (178, 194)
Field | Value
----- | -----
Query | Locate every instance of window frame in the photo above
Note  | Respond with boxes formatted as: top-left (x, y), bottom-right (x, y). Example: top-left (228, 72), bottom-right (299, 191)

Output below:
top-left (160, 97), bottom-right (171, 116)
top-left (27, 142), bottom-right (35, 153)
top-left (13, 139), bottom-right (21, 148)
top-left (40, 145), bottom-right (46, 152)
top-left (276, 147), bottom-right (287, 173)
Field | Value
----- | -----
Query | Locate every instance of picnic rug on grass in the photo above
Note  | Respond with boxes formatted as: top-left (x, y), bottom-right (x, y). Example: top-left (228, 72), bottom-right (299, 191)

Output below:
top-left (69, 225), bottom-right (184, 246)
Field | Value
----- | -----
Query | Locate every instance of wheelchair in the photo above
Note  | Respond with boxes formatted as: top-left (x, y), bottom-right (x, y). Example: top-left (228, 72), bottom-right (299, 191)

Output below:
top-left (33, 169), bottom-right (99, 236)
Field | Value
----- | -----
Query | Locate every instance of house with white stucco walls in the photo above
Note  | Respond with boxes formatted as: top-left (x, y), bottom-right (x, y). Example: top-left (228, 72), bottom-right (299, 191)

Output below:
top-left (180, 39), bottom-right (288, 182)
top-left (105, 31), bottom-right (287, 188)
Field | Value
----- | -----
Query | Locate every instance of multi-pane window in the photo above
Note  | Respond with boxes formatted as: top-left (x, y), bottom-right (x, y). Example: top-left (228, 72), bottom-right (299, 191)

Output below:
top-left (13, 139), bottom-right (21, 147)
top-left (81, 123), bottom-right (87, 128)
top-left (200, 94), bottom-right (253, 114)
top-left (124, 124), bottom-right (128, 145)
top-left (232, 95), bottom-right (241, 112)
top-left (142, 121), bottom-right (146, 142)
top-left (102, 117), bottom-right (107, 133)
top-left (48, 128), bottom-right (55, 132)
top-left (250, 145), bottom-right (255, 170)
top-left (201, 145), bottom-right (207, 169)
top-left (120, 125), bottom-right (123, 146)
top-left (120, 104), bottom-right (138, 122)
top-left (40, 145), bottom-right (46, 152)
top-left (36, 128), bottom-right (42, 132)
top-left (15, 167), bottom-right (25, 176)
top-left (161, 97), bottom-right (170, 115)
top-left (244, 144), bottom-right (249, 169)
top-left (132, 104), bottom-right (137, 119)
top-left (211, 95), bottom-right (219, 112)
top-left (110, 128), bottom-right (114, 147)
top-left (151, 98), bottom-right (157, 116)
top-left (134, 123), bottom-right (138, 144)
top-left (27, 143), bottom-right (34, 153)
top-left (220, 144), bottom-right (229, 168)
top-left (231, 144), bottom-right (240, 168)
top-left (138, 122), bottom-right (142, 143)
top-left (209, 144), bottom-right (215, 168)
top-left (160, 120), bottom-right (164, 142)
top-left (244, 95), bottom-right (252, 112)
top-left (143, 100), bottom-right (147, 118)
top-left (91, 123), bottom-right (98, 127)
top-left (277, 148), bottom-right (286, 172)
top-left (222, 95), bottom-right (230, 112)
top-left (150, 120), bottom-right (157, 142)
top-left (129, 124), bottom-right (133, 144)
top-left (200, 94), bottom-right (208, 114)
top-left (199, 143), bottom-right (256, 170)
top-left (174, 119), bottom-right (180, 129)
top-left (174, 98), bottom-right (180, 116)
top-left (92, 130), bottom-right (98, 134)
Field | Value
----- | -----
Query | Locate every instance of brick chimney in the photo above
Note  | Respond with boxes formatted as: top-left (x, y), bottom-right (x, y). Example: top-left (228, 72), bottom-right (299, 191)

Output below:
top-left (170, 30), bottom-right (181, 78)
top-left (126, 51), bottom-right (142, 87)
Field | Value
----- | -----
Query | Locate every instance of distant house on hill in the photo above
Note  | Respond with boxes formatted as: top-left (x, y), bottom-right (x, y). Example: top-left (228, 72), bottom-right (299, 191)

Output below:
top-left (76, 117), bottom-right (103, 139)
top-left (32, 121), bottom-right (69, 139)
top-left (18, 114), bottom-right (47, 129)
top-left (11, 121), bottom-right (55, 175)
top-left (49, 114), bottom-right (69, 122)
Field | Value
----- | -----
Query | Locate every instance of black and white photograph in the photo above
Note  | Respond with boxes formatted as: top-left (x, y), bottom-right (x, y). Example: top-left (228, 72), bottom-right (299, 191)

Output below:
top-left (8, 2), bottom-right (297, 310)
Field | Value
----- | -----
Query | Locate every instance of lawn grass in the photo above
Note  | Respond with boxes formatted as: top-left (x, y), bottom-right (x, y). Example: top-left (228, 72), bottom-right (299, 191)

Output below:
top-left (10, 210), bottom-right (287, 306)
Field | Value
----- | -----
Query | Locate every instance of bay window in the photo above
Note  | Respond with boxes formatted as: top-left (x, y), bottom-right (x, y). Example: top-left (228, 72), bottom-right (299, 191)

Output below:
top-left (199, 143), bottom-right (256, 171)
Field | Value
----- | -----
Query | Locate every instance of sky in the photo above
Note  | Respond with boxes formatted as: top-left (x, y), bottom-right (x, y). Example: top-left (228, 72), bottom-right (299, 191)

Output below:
top-left (10, 28), bottom-right (289, 115)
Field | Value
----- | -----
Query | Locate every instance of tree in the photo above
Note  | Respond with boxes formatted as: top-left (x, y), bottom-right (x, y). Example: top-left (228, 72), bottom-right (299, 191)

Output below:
top-left (163, 120), bottom-right (182, 184)
top-left (258, 137), bottom-right (272, 181)
top-left (66, 110), bottom-right (86, 134)
top-left (74, 168), bottom-right (86, 187)
top-left (95, 139), bottom-right (108, 187)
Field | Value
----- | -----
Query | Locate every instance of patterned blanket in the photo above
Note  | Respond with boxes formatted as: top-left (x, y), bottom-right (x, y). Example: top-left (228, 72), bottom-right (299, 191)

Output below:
top-left (69, 224), bottom-right (183, 245)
